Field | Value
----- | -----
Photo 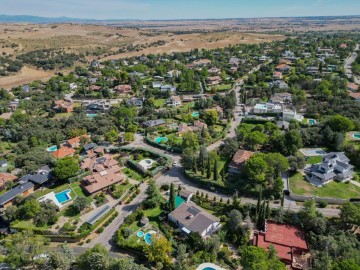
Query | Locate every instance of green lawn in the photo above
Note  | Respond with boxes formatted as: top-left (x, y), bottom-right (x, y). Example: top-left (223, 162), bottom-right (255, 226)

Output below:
top-left (289, 172), bottom-right (360, 199)
top-left (122, 167), bottom-right (145, 181)
top-left (12, 220), bottom-right (50, 231)
top-left (214, 84), bottom-right (233, 91)
top-left (112, 182), bottom-right (132, 199)
top-left (305, 156), bottom-right (323, 164)
top-left (154, 99), bottom-right (166, 107)
top-left (53, 112), bottom-right (73, 119)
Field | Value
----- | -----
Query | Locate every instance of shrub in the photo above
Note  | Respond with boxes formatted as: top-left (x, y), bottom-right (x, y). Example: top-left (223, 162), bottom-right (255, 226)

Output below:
top-left (97, 227), bottom-right (104, 234)
top-left (318, 200), bottom-right (328, 208)
top-left (86, 238), bottom-right (92, 243)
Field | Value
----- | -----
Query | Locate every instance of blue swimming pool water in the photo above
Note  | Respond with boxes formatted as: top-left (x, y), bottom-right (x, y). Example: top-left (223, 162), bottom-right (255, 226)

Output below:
top-left (353, 133), bottom-right (360, 139)
top-left (155, 137), bottom-right (168, 144)
top-left (47, 145), bottom-right (58, 152)
top-left (308, 119), bottom-right (316, 125)
top-left (137, 231), bottom-right (144, 237)
top-left (203, 268), bottom-right (216, 270)
top-left (191, 112), bottom-right (199, 117)
top-left (86, 113), bottom-right (97, 118)
top-left (144, 233), bottom-right (153, 245)
top-left (55, 189), bottom-right (71, 204)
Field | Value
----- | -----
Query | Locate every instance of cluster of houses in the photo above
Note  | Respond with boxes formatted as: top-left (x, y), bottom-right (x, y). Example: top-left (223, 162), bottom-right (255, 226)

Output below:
top-left (248, 92), bottom-right (304, 123)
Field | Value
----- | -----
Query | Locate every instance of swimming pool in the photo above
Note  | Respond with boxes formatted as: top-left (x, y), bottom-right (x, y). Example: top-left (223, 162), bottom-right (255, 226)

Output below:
top-left (55, 189), bottom-right (71, 204)
top-left (154, 136), bottom-right (168, 144)
top-left (308, 119), bottom-right (317, 125)
top-left (46, 145), bottom-right (58, 152)
top-left (191, 112), bottom-right (199, 117)
top-left (202, 268), bottom-right (216, 270)
top-left (353, 133), bottom-right (360, 139)
top-left (144, 233), bottom-right (153, 245)
top-left (86, 113), bottom-right (97, 118)
top-left (137, 231), bottom-right (144, 237)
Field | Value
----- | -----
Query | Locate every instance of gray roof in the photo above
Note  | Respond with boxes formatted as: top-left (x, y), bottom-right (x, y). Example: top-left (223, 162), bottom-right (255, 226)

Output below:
top-left (84, 143), bottom-right (98, 151)
top-left (169, 202), bottom-right (219, 235)
top-left (323, 152), bottom-right (349, 163)
top-left (19, 171), bottom-right (51, 185)
top-left (0, 182), bottom-right (34, 206)
top-left (142, 119), bottom-right (166, 127)
top-left (0, 160), bottom-right (7, 166)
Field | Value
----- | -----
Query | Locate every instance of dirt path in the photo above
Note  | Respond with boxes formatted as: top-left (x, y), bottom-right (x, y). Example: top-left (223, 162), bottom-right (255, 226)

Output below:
top-left (0, 66), bottom-right (55, 90)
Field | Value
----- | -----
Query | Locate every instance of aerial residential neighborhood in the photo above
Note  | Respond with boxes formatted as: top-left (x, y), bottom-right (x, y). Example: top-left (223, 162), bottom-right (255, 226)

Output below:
top-left (0, 2), bottom-right (359, 270)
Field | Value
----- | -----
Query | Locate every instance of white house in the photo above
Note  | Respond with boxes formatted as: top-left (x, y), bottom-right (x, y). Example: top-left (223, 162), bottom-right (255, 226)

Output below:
top-left (0, 160), bottom-right (8, 168)
top-left (168, 202), bottom-right (221, 238)
top-left (253, 103), bottom-right (283, 114)
top-left (167, 96), bottom-right (182, 107)
top-left (282, 110), bottom-right (304, 122)
top-left (70, 83), bottom-right (78, 90)
top-left (307, 152), bottom-right (354, 184)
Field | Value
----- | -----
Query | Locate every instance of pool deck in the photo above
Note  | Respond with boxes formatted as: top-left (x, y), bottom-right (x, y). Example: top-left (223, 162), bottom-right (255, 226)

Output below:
top-left (196, 263), bottom-right (227, 270)
top-left (38, 191), bottom-right (63, 208)
top-left (348, 132), bottom-right (360, 141)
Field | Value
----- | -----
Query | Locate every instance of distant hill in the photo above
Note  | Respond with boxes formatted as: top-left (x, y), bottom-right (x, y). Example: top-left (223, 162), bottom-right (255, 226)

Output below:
top-left (0, 15), bottom-right (97, 23)
top-left (0, 14), bottom-right (359, 24)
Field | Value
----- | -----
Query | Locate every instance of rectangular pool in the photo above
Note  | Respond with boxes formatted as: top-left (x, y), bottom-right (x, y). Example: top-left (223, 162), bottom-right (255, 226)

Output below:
top-left (55, 189), bottom-right (71, 204)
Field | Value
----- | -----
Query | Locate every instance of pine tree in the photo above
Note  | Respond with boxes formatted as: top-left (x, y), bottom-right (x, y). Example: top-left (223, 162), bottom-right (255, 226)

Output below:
top-left (205, 193), bottom-right (208, 199)
top-left (206, 158), bottom-right (211, 179)
top-left (220, 197), bottom-right (223, 203)
top-left (221, 169), bottom-right (225, 182)
top-left (227, 198), bottom-right (230, 204)
top-left (213, 160), bottom-right (218, 181)
top-left (256, 190), bottom-right (262, 219)
top-left (169, 183), bottom-right (176, 212)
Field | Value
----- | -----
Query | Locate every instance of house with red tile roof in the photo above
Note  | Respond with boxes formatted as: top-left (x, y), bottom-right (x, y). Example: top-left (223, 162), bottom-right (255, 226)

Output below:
top-left (81, 154), bottom-right (125, 194)
top-left (275, 64), bottom-right (292, 73)
top-left (347, 82), bottom-right (359, 92)
top-left (66, 135), bottom-right (90, 148)
top-left (114, 84), bottom-right (132, 94)
top-left (349, 92), bottom-right (360, 102)
top-left (52, 147), bottom-right (76, 159)
top-left (53, 100), bottom-right (74, 113)
top-left (228, 150), bottom-right (254, 174)
top-left (254, 220), bottom-right (310, 270)
top-left (206, 76), bottom-right (222, 86)
top-left (0, 173), bottom-right (17, 190)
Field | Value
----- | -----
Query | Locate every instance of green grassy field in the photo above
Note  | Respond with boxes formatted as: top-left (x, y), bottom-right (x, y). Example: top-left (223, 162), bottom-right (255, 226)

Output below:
top-left (122, 167), bottom-right (145, 181)
top-left (305, 156), bottom-right (323, 164)
top-left (289, 172), bottom-right (360, 199)
top-left (154, 99), bottom-right (166, 107)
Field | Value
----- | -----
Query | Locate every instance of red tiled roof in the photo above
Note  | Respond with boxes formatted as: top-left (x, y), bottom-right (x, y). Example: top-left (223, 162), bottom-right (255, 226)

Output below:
top-left (52, 147), bottom-right (76, 159)
top-left (67, 135), bottom-right (90, 148)
top-left (348, 82), bottom-right (359, 91)
top-left (229, 150), bottom-right (254, 169)
top-left (276, 64), bottom-right (291, 69)
top-left (0, 173), bottom-right (17, 189)
top-left (349, 92), bottom-right (360, 99)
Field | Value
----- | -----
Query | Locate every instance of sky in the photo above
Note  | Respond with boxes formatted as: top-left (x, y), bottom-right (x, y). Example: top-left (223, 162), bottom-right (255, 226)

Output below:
top-left (0, 0), bottom-right (359, 20)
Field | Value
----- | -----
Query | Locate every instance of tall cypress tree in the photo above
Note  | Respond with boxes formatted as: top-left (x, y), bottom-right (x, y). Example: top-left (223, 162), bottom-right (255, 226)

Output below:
top-left (169, 183), bottom-right (176, 212)
top-left (207, 158), bottom-right (211, 179)
top-left (221, 169), bottom-right (225, 182)
top-left (265, 200), bottom-right (271, 219)
top-left (213, 160), bottom-right (218, 181)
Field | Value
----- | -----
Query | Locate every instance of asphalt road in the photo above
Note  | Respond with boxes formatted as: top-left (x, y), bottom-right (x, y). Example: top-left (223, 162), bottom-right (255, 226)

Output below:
top-left (345, 44), bottom-right (360, 84)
